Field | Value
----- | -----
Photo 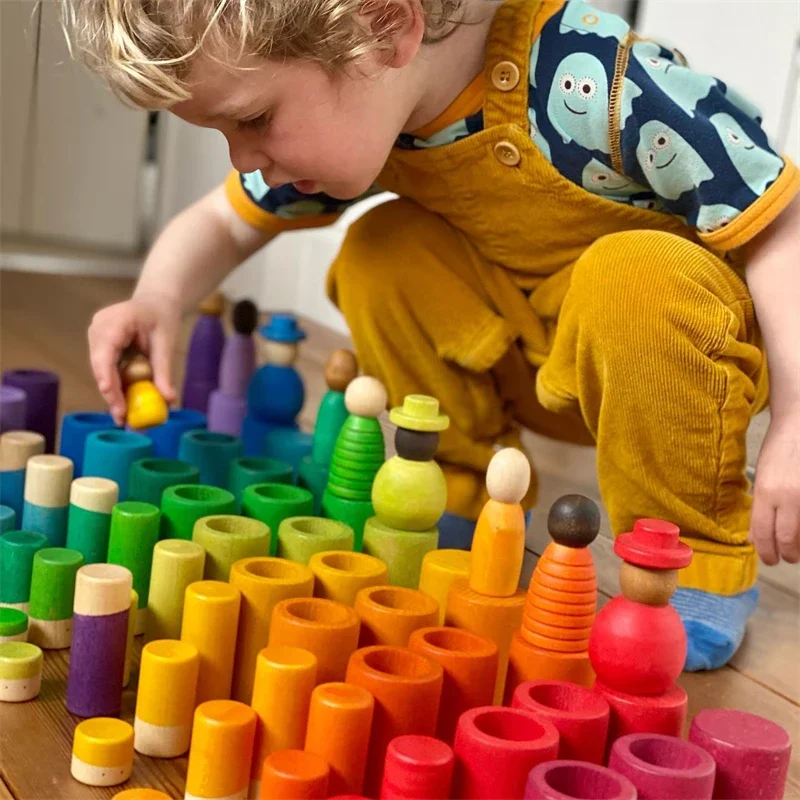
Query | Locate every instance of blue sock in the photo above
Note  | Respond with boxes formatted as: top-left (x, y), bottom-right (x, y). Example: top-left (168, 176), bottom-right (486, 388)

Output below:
top-left (670, 585), bottom-right (759, 671)
top-left (437, 510), bottom-right (532, 551)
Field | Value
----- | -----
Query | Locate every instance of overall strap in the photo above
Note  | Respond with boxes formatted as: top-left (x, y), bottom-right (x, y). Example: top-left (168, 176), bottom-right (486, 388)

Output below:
top-left (482, 0), bottom-right (562, 129)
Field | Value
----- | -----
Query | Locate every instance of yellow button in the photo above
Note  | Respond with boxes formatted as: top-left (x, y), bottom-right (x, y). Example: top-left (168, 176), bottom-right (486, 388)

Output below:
top-left (492, 61), bottom-right (520, 91)
top-left (494, 141), bottom-right (521, 167)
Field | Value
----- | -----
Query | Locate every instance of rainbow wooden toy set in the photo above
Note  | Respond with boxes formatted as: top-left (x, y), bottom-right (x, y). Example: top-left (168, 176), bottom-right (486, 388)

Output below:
top-left (0, 303), bottom-right (792, 799)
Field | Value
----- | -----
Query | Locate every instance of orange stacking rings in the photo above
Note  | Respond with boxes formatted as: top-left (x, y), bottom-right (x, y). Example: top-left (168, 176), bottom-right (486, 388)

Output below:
top-left (346, 646), bottom-right (443, 798)
top-left (355, 586), bottom-right (439, 648)
top-left (268, 597), bottom-right (360, 684)
top-left (408, 626), bottom-right (498, 743)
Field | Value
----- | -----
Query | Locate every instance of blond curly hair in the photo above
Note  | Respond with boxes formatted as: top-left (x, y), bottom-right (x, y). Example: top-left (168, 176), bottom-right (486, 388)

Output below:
top-left (62, 0), bottom-right (467, 109)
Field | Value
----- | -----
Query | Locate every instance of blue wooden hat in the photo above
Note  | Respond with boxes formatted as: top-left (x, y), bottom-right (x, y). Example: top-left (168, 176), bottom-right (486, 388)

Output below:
top-left (259, 314), bottom-right (307, 343)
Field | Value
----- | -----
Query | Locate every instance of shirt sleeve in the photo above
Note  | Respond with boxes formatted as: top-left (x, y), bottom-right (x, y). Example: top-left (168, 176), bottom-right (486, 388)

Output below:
top-left (225, 170), bottom-right (378, 234)
top-left (618, 39), bottom-right (800, 250)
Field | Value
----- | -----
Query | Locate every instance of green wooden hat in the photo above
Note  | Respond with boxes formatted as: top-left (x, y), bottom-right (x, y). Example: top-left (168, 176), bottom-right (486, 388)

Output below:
top-left (389, 395), bottom-right (449, 433)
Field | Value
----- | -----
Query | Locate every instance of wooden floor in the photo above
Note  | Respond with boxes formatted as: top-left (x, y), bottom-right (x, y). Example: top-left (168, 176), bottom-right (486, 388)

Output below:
top-left (0, 270), bottom-right (798, 798)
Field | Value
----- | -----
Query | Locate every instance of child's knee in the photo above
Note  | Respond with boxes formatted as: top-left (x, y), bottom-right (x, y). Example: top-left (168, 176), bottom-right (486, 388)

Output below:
top-left (569, 230), bottom-right (750, 355)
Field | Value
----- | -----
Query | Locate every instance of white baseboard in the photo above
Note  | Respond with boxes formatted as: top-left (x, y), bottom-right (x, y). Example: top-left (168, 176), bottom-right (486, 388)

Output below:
top-left (0, 246), bottom-right (142, 279)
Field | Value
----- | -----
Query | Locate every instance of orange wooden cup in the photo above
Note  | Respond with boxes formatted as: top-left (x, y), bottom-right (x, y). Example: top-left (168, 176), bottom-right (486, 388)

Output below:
top-left (268, 597), bottom-right (360, 684)
top-left (184, 700), bottom-right (256, 800)
top-left (346, 646), bottom-right (443, 797)
top-left (355, 586), bottom-right (439, 648)
top-left (305, 682), bottom-right (374, 796)
top-left (259, 749), bottom-right (329, 799)
top-left (445, 579), bottom-right (525, 704)
top-left (408, 626), bottom-right (498, 742)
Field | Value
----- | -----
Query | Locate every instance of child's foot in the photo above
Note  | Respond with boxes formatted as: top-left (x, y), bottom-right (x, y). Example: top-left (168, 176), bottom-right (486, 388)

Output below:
top-left (670, 586), bottom-right (759, 671)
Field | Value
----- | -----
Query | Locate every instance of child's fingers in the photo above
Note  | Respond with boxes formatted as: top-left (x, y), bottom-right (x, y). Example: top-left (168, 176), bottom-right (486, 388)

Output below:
top-left (91, 358), bottom-right (126, 424)
top-left (775, 506), bottom-right (800, 563)
top-left (749, 494), bottom-right (779, 566)
top-left (149, 326), bottom-right (177, 404)
top-left (89, 336), bottom-right (128, 424)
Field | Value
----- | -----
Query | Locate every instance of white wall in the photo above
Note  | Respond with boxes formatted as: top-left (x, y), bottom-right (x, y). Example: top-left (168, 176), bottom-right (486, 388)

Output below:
top-left (1, 2), bottom-right (148, 250)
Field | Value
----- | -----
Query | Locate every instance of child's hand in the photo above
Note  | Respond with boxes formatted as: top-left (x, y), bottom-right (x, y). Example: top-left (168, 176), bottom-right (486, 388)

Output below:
top-left (88, 292), bottom-right (180, 425)
top-left (750, 412), bottom-right (800, 565)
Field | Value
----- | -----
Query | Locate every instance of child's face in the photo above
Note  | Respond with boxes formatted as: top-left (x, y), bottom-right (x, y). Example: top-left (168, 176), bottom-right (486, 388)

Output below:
top-left (172, 53), bottom-right (416, 199)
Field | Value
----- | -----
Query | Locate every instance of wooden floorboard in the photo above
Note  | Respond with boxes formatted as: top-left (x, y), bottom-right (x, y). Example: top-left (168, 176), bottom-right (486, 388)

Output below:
top-left (1, 270), bottom-right (798, 797)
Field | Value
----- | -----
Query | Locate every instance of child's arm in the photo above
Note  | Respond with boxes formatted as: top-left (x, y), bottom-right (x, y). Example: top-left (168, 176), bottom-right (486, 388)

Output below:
top-left (89, 185), bottom-right (272, 423)
top-left (743, 194), bottom-right (800, 565)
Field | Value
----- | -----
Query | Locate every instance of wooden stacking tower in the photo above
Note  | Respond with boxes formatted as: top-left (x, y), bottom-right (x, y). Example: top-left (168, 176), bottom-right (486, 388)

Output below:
top-left (506, 494), bottom-right (601, 699)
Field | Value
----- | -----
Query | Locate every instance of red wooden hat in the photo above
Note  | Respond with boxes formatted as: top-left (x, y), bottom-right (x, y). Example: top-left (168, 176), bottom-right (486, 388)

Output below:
top-left (614, 519), bottom-right (692, 569)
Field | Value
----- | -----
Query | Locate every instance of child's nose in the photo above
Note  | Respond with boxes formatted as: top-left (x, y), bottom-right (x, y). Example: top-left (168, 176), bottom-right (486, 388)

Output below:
top-left (227, 136), bottom-right (272, 176)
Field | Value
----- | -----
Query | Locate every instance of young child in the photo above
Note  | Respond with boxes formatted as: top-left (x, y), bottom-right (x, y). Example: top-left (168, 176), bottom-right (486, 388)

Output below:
top-left (69, 0), bottom-right (799, 670)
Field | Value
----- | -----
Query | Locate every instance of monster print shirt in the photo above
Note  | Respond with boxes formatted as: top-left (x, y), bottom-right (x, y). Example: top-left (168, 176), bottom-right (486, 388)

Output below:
top-left (226, 0), bottom-right (795, 250)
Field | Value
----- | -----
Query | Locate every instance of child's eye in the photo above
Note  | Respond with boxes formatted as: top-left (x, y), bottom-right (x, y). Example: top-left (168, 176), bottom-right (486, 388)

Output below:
top-left (236, 112), bottom-right (270, 133)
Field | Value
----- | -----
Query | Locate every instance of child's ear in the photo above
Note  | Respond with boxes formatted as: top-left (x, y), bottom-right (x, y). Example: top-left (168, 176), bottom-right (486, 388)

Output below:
top-left (360, 0), bottom-right (426, 68)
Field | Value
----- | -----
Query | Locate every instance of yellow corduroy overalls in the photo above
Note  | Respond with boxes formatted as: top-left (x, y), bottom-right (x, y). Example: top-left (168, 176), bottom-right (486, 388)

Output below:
top-left (326, 0), bottom-right (777, 595)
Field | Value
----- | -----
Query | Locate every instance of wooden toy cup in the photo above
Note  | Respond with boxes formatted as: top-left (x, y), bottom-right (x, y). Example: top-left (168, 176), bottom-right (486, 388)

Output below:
top-left (185, 700), bottom-right (257, 800)
top-left (27, 547), bottom-right (83, 649)
top-left (22, 454), bottom-right (73, 546)
top-left (408, 626), bottom-right (498, 743)
top-left (71, 718), bottom-right (134, 787)
top-left (259, 750), bottom-right (330, 800)
top-left (0, 641), bottom-right (42, 701)
top-left (250, 646), bottom-right (318, 797)
top-left (419, 549), bottom-right (471, 624)
top-left (268, 597), bottom-right (360, 684)
top-left (453, 706), bottom-right (559, 799)
top-left (446, 579), bottom-right (525, 704)
top-left (134, 639), bottom-right (200, 757)
top-left (122, 589), bottom-right (138, 688)
top-left (160, 483), bottom-right (236, 540)
top-left (512, 680), bottom-right (610, 764)
top-left (145, 539), bottom-right (206, 642)
top-left (609, 733), bottom-right (716, 799)
top-left (0, 607), bottom-right (28, 643)
top-left (66, 563), bottom-right (132, 718)
top-left (381, 735), bottom-right (455, 800)
top-left (66, 477), bottom-right (118, 565)
top-left (346, 645), bottom-right (444, 797)
top-left (309, 550), bottom-right (388, 606)
top-left (192, 514), bottom-right (270, 581)
top-left (229, 556), bottom-right (314, 703)
top-left (107, 501), bottom-right (161, 634)
top-left (305, 682), bottom-right (375, 796)
top-left (181, 580), bottom-right (241, 704)
top-left (524, 761), bottom-right (637, 800)
top-left (0, 530), bottom-right (47, 610)
top-left (277, 516), bottom-right (354, 564)
top-left (689, 709), bottom-right (791, 800)
top-left (355, 586), bottom-right (439, 648)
